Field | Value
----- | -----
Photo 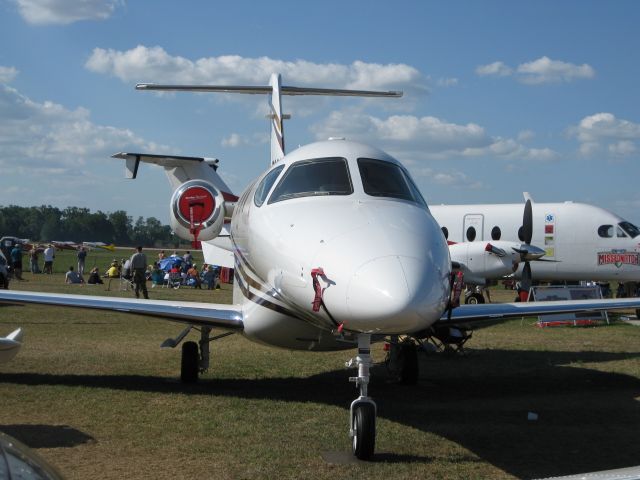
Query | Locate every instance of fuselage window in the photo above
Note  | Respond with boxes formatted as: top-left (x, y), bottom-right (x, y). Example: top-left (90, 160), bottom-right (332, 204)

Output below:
top-left (598, 225), bottom-right (614, 238)
top-left (254, 165), bottom-right (284, 207)
top-left (441, 226), bottom-right (448, 239)
top-left (491, 226), bottom-right (501, 240)
top-left (466, 226), bottom-right (476, 242)
top-left (357, 158), bottom-right (426, 206)
top-left (619, 221), bottom-right (639, 238)
top-left (268, 157), bottom-right (352, 204)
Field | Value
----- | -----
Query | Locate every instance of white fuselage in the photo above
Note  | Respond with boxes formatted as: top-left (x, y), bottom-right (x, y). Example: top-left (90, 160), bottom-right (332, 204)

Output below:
top-left (230, 140), bottom-right (451, 350)
top-left (431, 202), bottom-right (640, 282)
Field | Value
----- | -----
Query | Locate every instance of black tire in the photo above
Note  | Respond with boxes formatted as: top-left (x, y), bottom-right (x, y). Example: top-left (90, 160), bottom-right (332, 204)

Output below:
top-left (352, 403), bottom-right (375, 460)
top-left (181, 341), bottom-right (199, 383)
top-left (636, 309), bottom-right (640, 320)
top-left (465, 293), bottom-right (485, 304)
top-left (399, 342), bottom-right (419, 385)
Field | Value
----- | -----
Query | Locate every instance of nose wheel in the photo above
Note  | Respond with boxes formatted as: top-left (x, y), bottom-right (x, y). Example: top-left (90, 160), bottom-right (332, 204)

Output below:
top-left (347, 334), bottom-right (377, 460)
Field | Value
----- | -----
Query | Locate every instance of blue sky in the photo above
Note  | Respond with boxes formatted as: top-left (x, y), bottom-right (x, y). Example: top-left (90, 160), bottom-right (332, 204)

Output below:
top-left (1, 0), bottom-right (639, 226)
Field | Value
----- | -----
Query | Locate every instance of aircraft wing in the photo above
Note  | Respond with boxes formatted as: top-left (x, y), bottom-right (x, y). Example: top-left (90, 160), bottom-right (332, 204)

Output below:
top-left (0, 291), bottom-right (243, 331)
top-left (437, 297), bottom-right (640, 326)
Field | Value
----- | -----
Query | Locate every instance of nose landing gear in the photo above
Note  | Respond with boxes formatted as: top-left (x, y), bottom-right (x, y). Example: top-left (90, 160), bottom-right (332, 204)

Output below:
top-left (346, 334), bottom-right (377, 460)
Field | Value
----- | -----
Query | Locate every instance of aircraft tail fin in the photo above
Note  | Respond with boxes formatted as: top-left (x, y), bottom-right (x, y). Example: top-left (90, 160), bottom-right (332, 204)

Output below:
top-left (136, 75), bottom-right (402, 165)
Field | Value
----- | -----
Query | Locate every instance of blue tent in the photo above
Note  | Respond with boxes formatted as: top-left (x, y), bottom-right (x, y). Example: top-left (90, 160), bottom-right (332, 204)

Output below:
top-left (159, 256), bottom-right (183, 272)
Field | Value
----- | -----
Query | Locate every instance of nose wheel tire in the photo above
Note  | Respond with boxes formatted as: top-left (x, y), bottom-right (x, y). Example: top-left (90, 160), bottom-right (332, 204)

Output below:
top-left (181, 340), bottom-right (199, 383)
top-left (352, 402), bottom-right (376, 460)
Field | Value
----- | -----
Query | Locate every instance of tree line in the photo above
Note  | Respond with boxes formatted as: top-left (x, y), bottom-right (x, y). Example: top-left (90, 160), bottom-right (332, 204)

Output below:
top-left (0, 205), bottom-right (184, 247)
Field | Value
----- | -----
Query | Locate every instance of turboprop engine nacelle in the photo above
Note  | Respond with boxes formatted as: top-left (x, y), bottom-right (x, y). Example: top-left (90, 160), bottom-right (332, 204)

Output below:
top-left (170, 179), bottom-right (225, 242)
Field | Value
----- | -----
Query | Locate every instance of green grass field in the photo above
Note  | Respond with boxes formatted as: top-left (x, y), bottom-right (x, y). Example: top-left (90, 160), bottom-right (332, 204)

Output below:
top-left (1, 248), bottom-right (640, 479)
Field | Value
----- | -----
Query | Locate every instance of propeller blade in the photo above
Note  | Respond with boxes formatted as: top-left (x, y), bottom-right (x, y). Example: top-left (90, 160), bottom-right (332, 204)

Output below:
top-left (521, 262), bottom-right (532, 291)
top-left (511, 244), bottom-right (545, 261)
top-left (523, 198), bottom-right (533, 245)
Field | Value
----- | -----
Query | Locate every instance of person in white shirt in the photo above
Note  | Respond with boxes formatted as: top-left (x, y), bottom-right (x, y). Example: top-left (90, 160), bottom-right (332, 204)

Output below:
top-left (43, 245), bottom-right (55, 274)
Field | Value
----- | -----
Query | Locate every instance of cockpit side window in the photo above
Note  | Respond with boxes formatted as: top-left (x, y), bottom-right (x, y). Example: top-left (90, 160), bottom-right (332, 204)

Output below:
top-left (357, 158), bottom-right (426, 206)
top-left (619, 221), bottom-right (640, 238)
top-left (616, 226), bottom-right (627, 238)
top-left (268, 157), bottom-right (352, 204)
top-left (254, 165), bottom-right (284, 207)
top-left (597, 225), bottom-right (614, 238)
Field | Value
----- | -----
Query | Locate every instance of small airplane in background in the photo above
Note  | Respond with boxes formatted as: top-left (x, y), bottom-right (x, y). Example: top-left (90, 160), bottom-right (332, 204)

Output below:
top-left (51, 241), bottom-right (115, 252)
top-left (0, 328), bottom-right (23, 364)
top-left (3, 74), bottom-right (640, 461)
top-left (432, 195), bottom-right (640, 285)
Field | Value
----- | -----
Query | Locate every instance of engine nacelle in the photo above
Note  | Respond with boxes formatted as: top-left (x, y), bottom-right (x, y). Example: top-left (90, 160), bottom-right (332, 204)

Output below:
top-left (170, 180), bottom-right (225, 242)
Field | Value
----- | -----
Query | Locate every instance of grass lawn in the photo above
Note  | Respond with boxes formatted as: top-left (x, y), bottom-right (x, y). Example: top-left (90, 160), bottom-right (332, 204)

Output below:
top-left (1, 248), bottom-right (640, 479)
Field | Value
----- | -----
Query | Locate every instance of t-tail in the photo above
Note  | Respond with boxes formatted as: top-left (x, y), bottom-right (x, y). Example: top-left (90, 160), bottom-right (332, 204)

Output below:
top-left (136, 73), bottom-right (402, 165)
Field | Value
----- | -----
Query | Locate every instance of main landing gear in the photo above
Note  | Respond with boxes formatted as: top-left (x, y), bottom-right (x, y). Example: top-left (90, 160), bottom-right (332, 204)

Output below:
top-left (162, 326), bottom-right (235, 383)
top-left (346, 334), bottom-right (377, 460)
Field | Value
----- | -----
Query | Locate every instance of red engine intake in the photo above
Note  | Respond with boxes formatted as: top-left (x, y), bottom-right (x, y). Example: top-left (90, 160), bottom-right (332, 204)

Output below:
top-left (170, 180), bottom-right (225, 246)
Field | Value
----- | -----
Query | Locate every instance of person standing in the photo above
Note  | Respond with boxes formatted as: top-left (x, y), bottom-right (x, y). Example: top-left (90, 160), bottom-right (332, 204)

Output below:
top-left (77, 246), bottom-right (87, 276)
top-left (43, 244), bottom-right (55, 274)
top-left (10, 244), bottom-right (23, 280)
top-left (129, 246), bottom-right (149, 299)
top-left (29, 247), bottom-right (41, 274)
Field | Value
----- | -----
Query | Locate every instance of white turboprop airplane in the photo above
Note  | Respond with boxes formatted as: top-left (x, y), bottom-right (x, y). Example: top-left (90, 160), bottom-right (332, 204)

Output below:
top-left (3, 74), bottom-right (640, 460)
top-left (431, 196), bottom-right (640, 284)
top-left (0, 328), bottom-right (23, 364)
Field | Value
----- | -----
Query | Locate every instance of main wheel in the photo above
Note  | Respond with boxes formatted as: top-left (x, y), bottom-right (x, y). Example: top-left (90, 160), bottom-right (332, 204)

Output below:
top-left (466, 292), bottom-right (485, 304)
top-left (181, 341), bottom-right (199, 383)
top-left (399, 342), bottom-right (419, 385)
top-left (352, 402), bottom-right (376, 460)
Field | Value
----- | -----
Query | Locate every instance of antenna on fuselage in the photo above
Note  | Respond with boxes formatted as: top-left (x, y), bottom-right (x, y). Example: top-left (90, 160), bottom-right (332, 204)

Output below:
top-left (136, 74), bottom-right (403, 165)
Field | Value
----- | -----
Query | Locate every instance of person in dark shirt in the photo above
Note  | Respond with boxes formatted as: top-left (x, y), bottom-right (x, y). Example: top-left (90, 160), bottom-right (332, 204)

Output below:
top-left (129, 246), bottom-right (149, 299)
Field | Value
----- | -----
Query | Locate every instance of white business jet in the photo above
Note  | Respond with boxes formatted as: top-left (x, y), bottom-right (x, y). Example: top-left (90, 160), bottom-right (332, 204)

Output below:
top-left (0, 328), bottom-right (23, 363)
top-left (3, 75), bottom-right (640, 460)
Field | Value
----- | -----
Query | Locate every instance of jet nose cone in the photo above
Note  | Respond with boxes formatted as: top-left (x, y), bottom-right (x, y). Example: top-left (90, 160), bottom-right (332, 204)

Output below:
top-left (346, 256), bottom-right (441, 333)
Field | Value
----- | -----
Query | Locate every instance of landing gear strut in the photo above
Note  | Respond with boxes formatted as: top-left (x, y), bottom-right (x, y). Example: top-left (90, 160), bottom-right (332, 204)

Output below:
top-left (346, 334), bottom-right (376, 460)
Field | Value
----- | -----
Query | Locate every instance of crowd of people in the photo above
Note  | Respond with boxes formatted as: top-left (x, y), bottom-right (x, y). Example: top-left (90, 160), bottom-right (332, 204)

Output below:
top-left (4, 244), bottom-right (226, 298)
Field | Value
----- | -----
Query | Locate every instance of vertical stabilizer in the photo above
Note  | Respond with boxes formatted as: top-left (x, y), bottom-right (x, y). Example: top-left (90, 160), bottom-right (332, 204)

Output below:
top-left (269, 74), bottom-right (285, 164)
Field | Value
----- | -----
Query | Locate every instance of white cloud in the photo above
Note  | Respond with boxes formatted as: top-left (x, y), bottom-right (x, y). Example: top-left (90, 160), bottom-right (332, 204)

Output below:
top-left (221, 132), bottom-right (268, 148)
top-left (311, 109), bottom-right (556, 162)
top-left (476, 61), bottom-right (512, 77)
top-left (516, 56), bottom-right (595, 84)
top-left (609, 140), bottom-right (636, 156)
top-left (0, 84), bottom-right (169, 174)
top-left (570, 112), bottom-right (640, 157)
top-left (476, 56), bottom-right (595, 84)
top-left (517, 129), bottom-right (535, 142)
top-left (85, 46), bottom-right (429, 96)
top-left (0, 66), bottom-right (18, 84)
top-left (14, 0), bottom-right (121, 25)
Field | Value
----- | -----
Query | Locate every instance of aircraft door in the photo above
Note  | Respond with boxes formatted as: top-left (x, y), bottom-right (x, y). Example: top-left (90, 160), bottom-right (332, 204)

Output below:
top-left (463, 214), bottom-right (484, 242)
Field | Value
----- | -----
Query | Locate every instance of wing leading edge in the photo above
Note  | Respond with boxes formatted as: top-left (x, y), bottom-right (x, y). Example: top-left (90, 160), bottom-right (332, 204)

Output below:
top-left (438, 297), bottom-right (640, 327)
top-left (0, 291), bottom-right (243, 330)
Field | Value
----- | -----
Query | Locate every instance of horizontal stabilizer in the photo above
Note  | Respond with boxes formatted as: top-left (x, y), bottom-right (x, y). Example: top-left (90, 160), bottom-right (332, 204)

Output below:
top-left (112, 152), bottom-right (219, 179)
top-left (136, 84), bottom-right (403, 98)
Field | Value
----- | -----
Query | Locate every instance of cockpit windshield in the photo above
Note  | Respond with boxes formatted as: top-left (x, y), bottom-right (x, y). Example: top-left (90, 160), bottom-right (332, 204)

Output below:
top-left (268, 157), bottom-right (352, 203)
top-left (619, 221), bottom-right (640, 238)
top-left (357, 158), bottom-right (426, 206)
